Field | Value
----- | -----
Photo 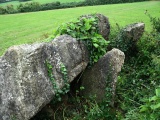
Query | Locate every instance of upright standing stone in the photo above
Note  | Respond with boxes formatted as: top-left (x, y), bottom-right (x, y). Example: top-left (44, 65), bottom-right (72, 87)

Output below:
top-left (115, 23), bottom-right (145, 56)
top-left (81, 48), bottom-right (125, 106)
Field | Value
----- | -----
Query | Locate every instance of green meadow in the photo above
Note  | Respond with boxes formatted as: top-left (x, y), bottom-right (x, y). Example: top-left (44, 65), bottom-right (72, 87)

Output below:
top-left (0, 1), bottom-right (160, 56)
top-left (0, 0), bottom-right (84, 6)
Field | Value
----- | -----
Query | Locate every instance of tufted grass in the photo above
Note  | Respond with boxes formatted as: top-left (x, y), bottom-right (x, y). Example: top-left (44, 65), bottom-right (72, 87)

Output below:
top-left (0, 1), bottom-right (160, 56)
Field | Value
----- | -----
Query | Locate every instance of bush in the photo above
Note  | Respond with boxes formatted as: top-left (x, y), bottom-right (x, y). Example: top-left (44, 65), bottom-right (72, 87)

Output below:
top-left (148, 14), bottom-right (160, 33)
top-left (0, 7), bottom-right (6, 14)
top-left (6, 4), bottom-right (17, 14)
top-left (0, 5), bottom-right (17, 14)
top-left (17, 2), bottom-right (41, 12)
top-left (85, 0), bottom-right (98, 5)
top-left (40, 2), bottom-right (61, 11)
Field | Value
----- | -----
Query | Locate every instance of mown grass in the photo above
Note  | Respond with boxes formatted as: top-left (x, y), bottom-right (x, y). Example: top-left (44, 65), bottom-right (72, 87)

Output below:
top-left (0, 1), bottom-right (160, 56)
top-left (0, 0), bottom-right (84, 7)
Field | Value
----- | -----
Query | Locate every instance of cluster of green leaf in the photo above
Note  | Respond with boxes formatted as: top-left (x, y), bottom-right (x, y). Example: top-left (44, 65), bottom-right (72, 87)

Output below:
top-left (54, 15), bottom-right (109, 65)
top-left (60, 63), bottom-right (70, 96)
top-left (140, 87), bottom-right (160, 119)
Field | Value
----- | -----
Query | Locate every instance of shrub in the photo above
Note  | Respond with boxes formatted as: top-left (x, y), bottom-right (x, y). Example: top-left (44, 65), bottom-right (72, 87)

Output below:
top-left (0, 5), bottom-right (17, 14)
top-left (0, 6), bottom-right (6, 14)
top-left (17, 2), bottom-right (40, 12)
top-left (148, 14), bottom-right (160, 33)
top-left (40, 2), bottom-right (61, 11)
top-left (6, 4), bottom-right (17, 14)
top-left (85, 0), bottom-right (98, 5)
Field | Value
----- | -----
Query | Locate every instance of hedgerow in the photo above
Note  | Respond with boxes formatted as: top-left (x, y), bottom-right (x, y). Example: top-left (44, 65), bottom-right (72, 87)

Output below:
top-left (0, 0), bottom-right (150, 14)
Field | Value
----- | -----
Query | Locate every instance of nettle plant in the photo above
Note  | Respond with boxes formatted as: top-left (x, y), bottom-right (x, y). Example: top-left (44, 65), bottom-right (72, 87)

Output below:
top-left (54, 14), bottom-right (109, 65)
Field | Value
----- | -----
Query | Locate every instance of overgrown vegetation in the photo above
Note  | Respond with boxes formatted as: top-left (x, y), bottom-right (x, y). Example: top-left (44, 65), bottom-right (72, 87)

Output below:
top-left (0, 0), bottom-right (150, 14)
top-left (36, 13), bottom-right (160, 120)
top-left (54, 14), bottom-right (109, 65)
top-left (115, 14), bottom-right (160, 119)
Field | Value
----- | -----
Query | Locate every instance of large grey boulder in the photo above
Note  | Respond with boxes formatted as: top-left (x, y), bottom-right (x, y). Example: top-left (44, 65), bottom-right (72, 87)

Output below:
top-left (114, 23), bottom-right (145, 56)
top-left (0, 35), bottom-right (89, 120)
top-left (81, 48), bottom-right (125, 106)
top-left (80, 13), bottom-right (110, 40)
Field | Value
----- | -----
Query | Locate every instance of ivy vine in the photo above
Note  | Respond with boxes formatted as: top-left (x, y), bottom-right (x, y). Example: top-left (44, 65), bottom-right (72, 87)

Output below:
top-left (45, 60), bottom-right (70, 102)
top-left (54, 14), bottom-right (110, 65)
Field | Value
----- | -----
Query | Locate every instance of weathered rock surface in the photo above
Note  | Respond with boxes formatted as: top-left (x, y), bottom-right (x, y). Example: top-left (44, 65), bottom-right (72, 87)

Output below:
top-left (80, 13), bottom-right (110, 40)
top-left (0, 35), bottom-right (89, 120)
top-left (81, 48), bottom-right (125, 106)
top-left (115, 23), bottom-right (145, 56)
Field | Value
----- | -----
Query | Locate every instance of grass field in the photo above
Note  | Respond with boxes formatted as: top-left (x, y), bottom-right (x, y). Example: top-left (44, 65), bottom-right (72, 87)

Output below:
top-left (0, 1), bottom-right (160, 56)
top-left (0, 0), bottom-right (84, 6)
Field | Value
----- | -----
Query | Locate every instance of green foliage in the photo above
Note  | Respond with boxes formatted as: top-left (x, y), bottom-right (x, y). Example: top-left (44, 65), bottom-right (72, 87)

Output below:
top-left (11, 115), bottom-right (17, 120)
top-left (0, 0), bottom-right (5, 3)
top-left (45, 60), bottom-right (70, 102)
top-left (85, 0), bottom-right (149, 5)
top-left (39, 1), bottom-right (61, 11)
top-left (122, 87), bottom-right (160, 120)
top-left (17, 2), bottom-right (41, 12)
top-left (0, 0), bottom-right (151, 14)
top-left (45, 95), bottom-right (116, 120)
top-left (60, 63), bottom-right (70, 95)
top-left (139, 87), bottom-right (160, 119)
top-left (109, 23), bottom-right (144, 57)
top-left (85, 0), bottom-right (98, 5)
top-left (82, 100), bottom-right (116, 120)
top-left (0, 6), bottom-right (6, 14)
top-left (54, 15), bottom-right (109, 65)
top-left (116, 15), bottom-right (160, 119)
top-left (148, 14), bottom-right (160, 33)
top-left (0, 4), bottom-right (17, 14)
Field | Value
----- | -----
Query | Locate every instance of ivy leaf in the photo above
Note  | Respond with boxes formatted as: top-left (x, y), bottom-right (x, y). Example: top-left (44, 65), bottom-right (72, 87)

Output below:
top-left (93, 43), bottom-right (99, 48)
top-left (85, 22), bottom-right (91, 31)
top-left (70, 23), bottom-right (76, 30)
top-left (149, 96), bottom-right (159, 101)
top-left (151, 103), bottom-right (160, 110)
top-left (92, 38), bottom-right (98, 43)
top-left (140, 105), bottom-right (149, 112)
